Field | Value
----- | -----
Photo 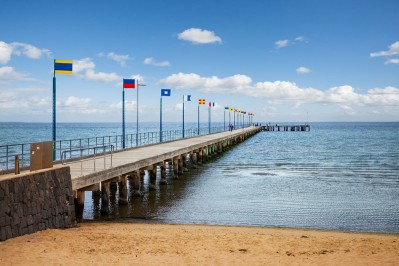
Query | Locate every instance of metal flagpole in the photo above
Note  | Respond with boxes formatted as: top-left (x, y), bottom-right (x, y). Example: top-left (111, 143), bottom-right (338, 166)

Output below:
top-left (122, 87), bottom-right (125, 149)
top-left (198, 104), bottom-right (200, 135)
top-left (136, 80), bottom-right (139, 146)
top-left (229, 110), bottom-right (231, 128)
top-left (182, 95), bottom-right (185, 138)
top-left (160, 96), bottom-right (163, 142)
top-left (224, 109), bottom-right (226, 131)
top-left (233, 110), bottom-right (236, 129)
top-left (52, 61), bottom-right (56, 160)
top-left (136, 80), bottom-right (146, 146)
top-left (208, 103), bottom-right (211, 134)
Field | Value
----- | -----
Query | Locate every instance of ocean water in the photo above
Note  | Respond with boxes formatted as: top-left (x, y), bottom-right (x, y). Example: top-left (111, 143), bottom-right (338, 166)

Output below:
top-left (1, 122), bottom-right (398, 233)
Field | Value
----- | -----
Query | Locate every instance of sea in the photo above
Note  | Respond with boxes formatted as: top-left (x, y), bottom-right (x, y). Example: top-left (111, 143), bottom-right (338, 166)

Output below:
top-left (1, 122), bottom-right (398, 233)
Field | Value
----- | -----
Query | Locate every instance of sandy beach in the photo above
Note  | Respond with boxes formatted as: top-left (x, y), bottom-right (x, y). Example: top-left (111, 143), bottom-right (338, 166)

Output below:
top-left (0, 222), bottom-right (398, 265)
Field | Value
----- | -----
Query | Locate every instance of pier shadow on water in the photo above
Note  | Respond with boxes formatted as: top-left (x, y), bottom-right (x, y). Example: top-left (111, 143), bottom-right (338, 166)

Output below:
top-left (82, 154), bottom-right (216, 222)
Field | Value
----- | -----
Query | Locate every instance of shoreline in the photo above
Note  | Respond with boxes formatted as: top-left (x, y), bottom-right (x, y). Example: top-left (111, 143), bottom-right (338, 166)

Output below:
top-left (88, 217), bottom-right (399, 235)
top-left (1, 222), bottom-right (398, 265)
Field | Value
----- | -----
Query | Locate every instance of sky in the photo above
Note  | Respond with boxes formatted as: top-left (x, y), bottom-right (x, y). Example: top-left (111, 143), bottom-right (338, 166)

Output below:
top-left (0, 0), bottom-right (398, 123)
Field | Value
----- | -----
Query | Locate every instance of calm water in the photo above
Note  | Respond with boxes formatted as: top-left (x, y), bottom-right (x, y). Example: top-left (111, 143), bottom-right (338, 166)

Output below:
top-left (1, 122), bottom-right (399, 233)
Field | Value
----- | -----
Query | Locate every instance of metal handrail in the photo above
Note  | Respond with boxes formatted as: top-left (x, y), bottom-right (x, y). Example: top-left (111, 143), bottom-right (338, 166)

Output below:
top-left (61, 145), bottom-right (114, 176)
top-left (0, 124), bottom-right (252, 172)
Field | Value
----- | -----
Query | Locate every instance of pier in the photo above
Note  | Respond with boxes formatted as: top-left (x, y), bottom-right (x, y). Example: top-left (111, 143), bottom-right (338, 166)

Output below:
top-left (68, 126), bottom-right (259, 220)
top-left (0, 126), bottom-right (260, 235)
top-left (260, 124), bottom-right (310, 132)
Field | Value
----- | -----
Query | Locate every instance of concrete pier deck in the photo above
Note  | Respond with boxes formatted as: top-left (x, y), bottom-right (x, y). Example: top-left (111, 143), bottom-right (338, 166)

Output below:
top-left (65, 126), bottom-right (259, 190)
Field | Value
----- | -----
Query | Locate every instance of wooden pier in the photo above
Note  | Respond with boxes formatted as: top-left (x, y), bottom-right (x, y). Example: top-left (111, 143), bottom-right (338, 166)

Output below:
top-left (260, 124), bottom-right (310, 132)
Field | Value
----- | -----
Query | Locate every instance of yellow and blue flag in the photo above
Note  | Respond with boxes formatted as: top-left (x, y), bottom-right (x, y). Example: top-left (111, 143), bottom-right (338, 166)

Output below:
top-left (54, 60), bottom-right (73, 74)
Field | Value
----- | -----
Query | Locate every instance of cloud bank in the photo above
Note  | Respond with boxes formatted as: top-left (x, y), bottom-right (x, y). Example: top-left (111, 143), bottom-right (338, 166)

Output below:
top-left (159, 72), bottom-right (399, 109)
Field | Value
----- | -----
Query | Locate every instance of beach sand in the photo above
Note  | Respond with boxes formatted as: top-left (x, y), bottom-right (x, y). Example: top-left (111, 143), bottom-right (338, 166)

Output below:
top-left (0, 222), bottom-right (398, 265)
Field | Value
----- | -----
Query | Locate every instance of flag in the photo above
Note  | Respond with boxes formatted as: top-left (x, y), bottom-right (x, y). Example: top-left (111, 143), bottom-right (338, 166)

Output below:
top-left (229, 107), bottom-right (234, 112)
top-left (184, 95), bottom-right (191, 101)
top-left (123, 79), bottom-right (135, 89)
top-left (161, 88), bottom-right (171, 96)
top-left (54, 60), bottom-right (73, 74)
top-left (238, 109), bottom-right (241, 113)
top-left (209, 102), bottom-right (215, 107)
top-left (224, 107), bottom-right (229, 110)
top-left (198, 99), bottom-right (205, 104)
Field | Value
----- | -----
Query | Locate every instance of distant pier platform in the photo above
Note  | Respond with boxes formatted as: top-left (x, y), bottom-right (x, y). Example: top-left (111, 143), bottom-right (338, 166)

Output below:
top-left (260, 124), bottom-right (310, 132)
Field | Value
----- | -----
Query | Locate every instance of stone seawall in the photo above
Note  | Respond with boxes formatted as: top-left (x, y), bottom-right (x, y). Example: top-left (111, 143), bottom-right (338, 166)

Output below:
top-left (0, 166), bottom-right (76, 241)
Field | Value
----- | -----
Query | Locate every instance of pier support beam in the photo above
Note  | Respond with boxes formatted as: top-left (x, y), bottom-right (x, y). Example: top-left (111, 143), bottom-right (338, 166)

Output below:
top-left (182, 154), bottom-right (189, 172)
top-left (178, 156), bottom-right (184, 175)
top-left (149, 167), bottom-right (157, 190)
top-left (101, 181), bottom-right (110, 214)
top-left (74, 190), bottom-right (85, 223)
top-left (173, 157), bottom-right (179, 179)
top-left (118, 175), bottom-right (128, 205)
top-left (131, 171), bottom-right (142, 197)
top-left (160, 163), bottom-right (168, 185)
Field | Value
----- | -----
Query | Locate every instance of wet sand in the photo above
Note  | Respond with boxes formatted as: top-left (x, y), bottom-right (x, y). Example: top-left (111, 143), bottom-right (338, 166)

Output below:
top-left (0, 222), bottom-right (398, 265)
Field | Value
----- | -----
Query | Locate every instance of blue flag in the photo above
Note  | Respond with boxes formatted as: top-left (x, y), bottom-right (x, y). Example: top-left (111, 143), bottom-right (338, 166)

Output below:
top-left (161, 88), bottom-right (171, 96)
top-left (184, 95), bottom-right (191, 101)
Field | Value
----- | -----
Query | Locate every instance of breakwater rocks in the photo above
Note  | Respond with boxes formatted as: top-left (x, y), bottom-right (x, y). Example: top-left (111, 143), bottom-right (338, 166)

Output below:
top-left (0, 166), bottom-right (76, 241)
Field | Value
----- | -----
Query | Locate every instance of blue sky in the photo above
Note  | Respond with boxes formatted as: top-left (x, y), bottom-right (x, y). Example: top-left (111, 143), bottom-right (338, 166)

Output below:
top-left (0, 0), bottom-right (398, 123)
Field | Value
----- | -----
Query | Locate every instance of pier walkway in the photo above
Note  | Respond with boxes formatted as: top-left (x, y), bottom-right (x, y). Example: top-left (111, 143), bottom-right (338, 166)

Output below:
top-left (68, 126), bottom-right (259, 190)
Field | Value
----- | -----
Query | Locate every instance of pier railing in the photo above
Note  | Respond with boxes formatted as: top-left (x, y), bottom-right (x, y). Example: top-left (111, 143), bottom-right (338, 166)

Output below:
top-left (61, 145), bottom-right (114, 176)
top-left (0, 125), bottom-right (247, 173)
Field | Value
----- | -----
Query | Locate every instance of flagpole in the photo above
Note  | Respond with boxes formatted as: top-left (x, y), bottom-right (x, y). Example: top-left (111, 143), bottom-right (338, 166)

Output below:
top-left (229, 110), bottom-right (231, 128)
top-left (197, 104), bottom-right (200, 135)
top-left (122, 87), bottom-right (125, 149)
top-left (182, 95), bottom-right (185, 138)
top-left (208, 104), bottom-right (211, 134)
top-left (160, 96), bottom-right (163, 142)
top-left (52, 60), bottom-right (56, 160)
top-left (224, 109), bottom-right (226, 131)
top-left (136, 80), bottom-right (139, 147)
top-left (233, 111), bottom-right (236, 129)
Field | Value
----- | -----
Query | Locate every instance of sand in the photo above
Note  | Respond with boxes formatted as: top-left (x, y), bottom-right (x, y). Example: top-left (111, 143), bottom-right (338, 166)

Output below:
top-left (0, 222), bottom-right (398, 265)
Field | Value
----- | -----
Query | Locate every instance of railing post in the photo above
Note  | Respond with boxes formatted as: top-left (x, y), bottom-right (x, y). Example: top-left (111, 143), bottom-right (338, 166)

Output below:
top-left (14, 155), bottom-right (20, 175)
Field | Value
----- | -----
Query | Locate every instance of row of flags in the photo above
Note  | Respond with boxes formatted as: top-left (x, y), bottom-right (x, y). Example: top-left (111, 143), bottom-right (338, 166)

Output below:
top-left (54, 60), bottom-right (254, 116)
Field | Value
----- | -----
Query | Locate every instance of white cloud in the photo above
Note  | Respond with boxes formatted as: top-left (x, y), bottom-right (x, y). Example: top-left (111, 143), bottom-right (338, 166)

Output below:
top-left (295, 36), bottom-right (306, 42)
top-left (160, 72), bottom-right (399, 108)
top-left (370, 41), bottom-right (399, 57)
top-left (58, 96), bottom-right (106, 114)
top-left (130, 74), bottom-right (145, 83)
top-left (107, 52), bottom-right (130, 66)
top-left (275, 40), bottom-right (289, 48)
top-left (160, 72), bottom-right (252, 93)
top-left (73, 58), bottom-right (122, 82)
top-left (144, 57), bottom-right (171, 67)
top-left (296, 66), bottom-right (311, 74)
top-left (175, 103), bottom-right (183, 111)
top-left (110, 100), bottom-right (137, 111)
top-left (11, 42), bottom-right (51, 59)
top-left (385, 58), bottom-right (399, 64)
top-left (0, 66), bottom-right (30, 80)
top-left (0, 41), bottom-right (13, 64)
top-left (29, 96), bottom-right (50, 106)
top-left (275, 36), bottom-right (307, 49)
top-left (85, 69), bottom-right (121, 82)
top-left (0, 41), bottom-right (51, 64)
top-left (74, 58), bottom-right (95, 73)
top-left (63, 96), bottom-right (91, 108)
top-left (178, 28), bottom-right (222, 44)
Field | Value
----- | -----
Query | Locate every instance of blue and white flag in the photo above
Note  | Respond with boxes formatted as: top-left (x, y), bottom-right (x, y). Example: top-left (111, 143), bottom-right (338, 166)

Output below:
top-left (184, 95), bottom-right (191, 101)
top-left (161, 88), bottom-right (171, 96)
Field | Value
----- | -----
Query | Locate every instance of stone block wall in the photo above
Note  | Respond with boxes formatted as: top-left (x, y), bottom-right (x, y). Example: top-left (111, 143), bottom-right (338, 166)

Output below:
top-left (0, 166), bottom-right (76, 241)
